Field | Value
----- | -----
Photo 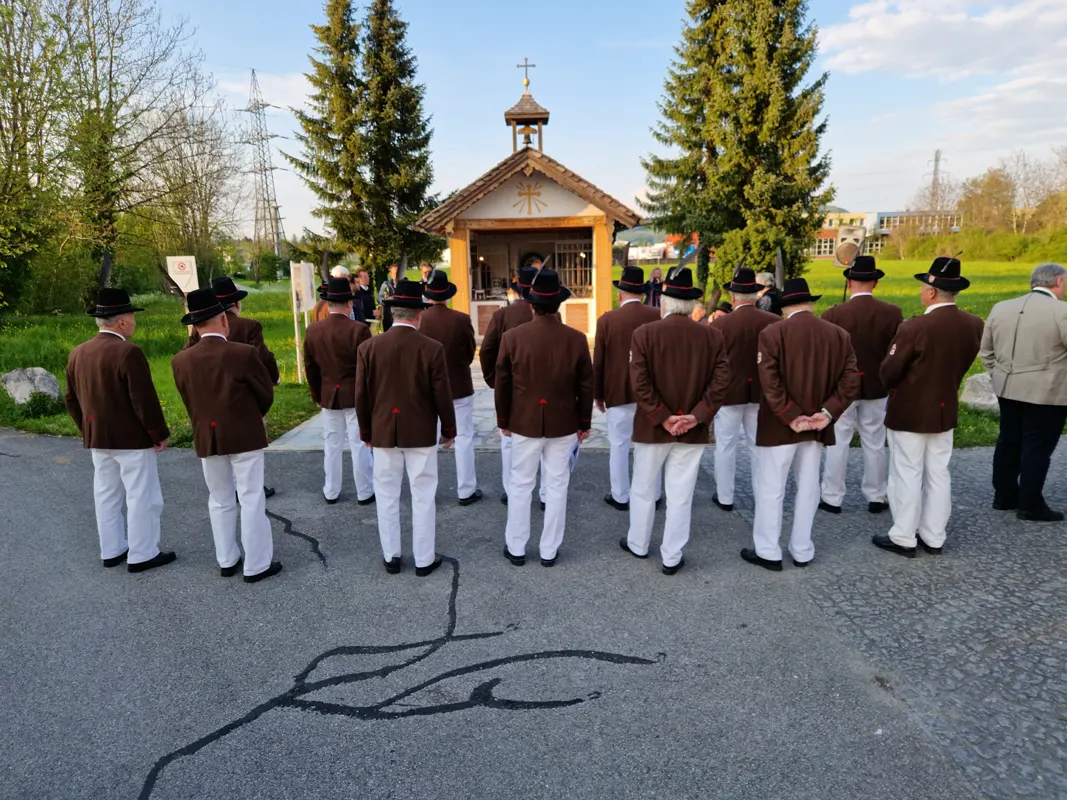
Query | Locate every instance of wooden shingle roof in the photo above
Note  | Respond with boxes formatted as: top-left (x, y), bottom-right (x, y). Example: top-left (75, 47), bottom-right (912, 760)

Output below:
top-left (416, 147), bottom-right (641, 233)
top-left (504, 91), bottom-right (550, 123)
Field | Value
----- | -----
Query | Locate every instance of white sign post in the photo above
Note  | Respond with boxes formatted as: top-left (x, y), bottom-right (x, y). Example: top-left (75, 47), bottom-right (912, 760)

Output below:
top-left (289, 262), bottom-right (316, 383)
top-left (166, 256), bottom-right (199, 295)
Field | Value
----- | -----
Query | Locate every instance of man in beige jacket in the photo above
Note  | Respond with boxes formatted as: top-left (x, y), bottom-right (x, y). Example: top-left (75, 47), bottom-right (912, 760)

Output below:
top-left (981, 262), bottom-right (1067, 522)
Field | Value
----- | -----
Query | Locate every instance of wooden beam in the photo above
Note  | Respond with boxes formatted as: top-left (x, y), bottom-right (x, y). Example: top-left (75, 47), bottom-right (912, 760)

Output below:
top-left (449, 230), bottom-right (471, 315)
top-left (593, 217), bottom-right (614, 323)
top-left (454, 215), bottom-right (605, 231)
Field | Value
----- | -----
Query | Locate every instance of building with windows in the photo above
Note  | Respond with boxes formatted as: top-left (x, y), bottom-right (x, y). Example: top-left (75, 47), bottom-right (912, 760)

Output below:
top-left (806, 210), bottom-right (963, 258)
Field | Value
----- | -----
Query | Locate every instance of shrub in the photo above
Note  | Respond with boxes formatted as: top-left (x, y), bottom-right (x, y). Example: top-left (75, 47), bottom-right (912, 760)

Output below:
top-left (20, 391), bottom-right (66, 419)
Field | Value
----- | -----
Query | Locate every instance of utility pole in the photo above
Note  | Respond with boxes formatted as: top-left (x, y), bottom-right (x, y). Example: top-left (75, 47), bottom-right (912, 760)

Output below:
top-left (930, 149), bottom-right (942, 210)
top-left (245, 70), bottom-right (286, 261)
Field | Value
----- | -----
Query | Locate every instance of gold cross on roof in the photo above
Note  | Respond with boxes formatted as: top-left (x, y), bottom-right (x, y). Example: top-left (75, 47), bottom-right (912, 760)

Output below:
top-left (517, 57), bottom-right (536, 87)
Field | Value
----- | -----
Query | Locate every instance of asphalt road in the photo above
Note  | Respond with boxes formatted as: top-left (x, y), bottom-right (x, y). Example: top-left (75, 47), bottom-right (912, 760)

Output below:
top-left (1, 428), bottom-right (1064, 799)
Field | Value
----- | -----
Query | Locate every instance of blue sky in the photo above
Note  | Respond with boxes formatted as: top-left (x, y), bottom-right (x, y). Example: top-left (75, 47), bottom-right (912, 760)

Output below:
top-left (160, 0), bottom-right (1067, 237)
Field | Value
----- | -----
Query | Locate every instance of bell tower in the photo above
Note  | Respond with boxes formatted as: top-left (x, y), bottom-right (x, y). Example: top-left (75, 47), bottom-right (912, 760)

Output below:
top-left (505, 58), bottom-right (550, 153)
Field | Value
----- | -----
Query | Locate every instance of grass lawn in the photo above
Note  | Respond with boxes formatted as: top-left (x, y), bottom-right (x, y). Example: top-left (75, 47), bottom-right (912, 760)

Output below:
top-left (0, 283), bottom-right (318, 446)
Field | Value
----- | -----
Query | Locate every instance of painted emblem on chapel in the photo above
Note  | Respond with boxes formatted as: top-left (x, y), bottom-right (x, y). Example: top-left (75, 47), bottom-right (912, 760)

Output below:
top-left (514, 181), bottom-right (547, 216)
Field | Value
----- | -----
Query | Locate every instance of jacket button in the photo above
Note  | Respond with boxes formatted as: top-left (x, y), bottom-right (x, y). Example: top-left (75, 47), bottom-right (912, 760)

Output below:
top-left (539, 399), bottom-right (547, 405)
top-left (746, 378), bottom-right (752, 382)
top-left (859, 371), bottom-right (865, 376)
top-left (87, 415), bottom-right (92, 420)
top-left (336, 384), bottom-right (340, 388)
top-left (392, 408), bottom-right (399, 414)
top-left (210, 421), bottom-right (216, 427)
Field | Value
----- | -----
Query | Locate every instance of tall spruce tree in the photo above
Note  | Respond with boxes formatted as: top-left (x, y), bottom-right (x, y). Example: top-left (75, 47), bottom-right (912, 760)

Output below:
top-left (355, 0), bottom-right (437, 277)
top-left (285, 0), bottom-right (366, 252)
top-left (642, 0), bottom-right (833, 284)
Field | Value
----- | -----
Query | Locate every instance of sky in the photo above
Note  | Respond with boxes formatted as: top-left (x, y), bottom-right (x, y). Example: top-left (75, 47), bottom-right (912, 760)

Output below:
top-left (159, 0), bottom-right (1067, 238)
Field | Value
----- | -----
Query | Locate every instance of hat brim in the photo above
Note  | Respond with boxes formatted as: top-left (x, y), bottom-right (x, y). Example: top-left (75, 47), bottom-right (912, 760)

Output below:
top-left (779, 293), bottom-right (822, 308)
top-left (724, 282), bottom-right (761, 294)
top-left (613, 280), bottom-right (649, 293)
top-left (528, 286), bottom-right (572, 305)
top-left (913, 273), bottom-right (970, 291)
top-left (662, 286), bottom-right (704, 301)
top-left (180, 306), bottom-right (226, 326)
top-left (214, 289), bottom-right (248, 309)
top-left (325, 292), bottom-right (355, 302)
top-left (424, 284), bottom-right (457, 301)
top-left (86, 305), bottom-right (144, 317)
top-left (383, 297), bottom-right (431, 309)
top-left (843, 269), bottom-right (885, 281)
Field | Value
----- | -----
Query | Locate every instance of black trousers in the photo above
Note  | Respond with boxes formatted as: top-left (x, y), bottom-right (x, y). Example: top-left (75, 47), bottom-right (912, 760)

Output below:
top-left (992, 397), bottom-right (1067, 511)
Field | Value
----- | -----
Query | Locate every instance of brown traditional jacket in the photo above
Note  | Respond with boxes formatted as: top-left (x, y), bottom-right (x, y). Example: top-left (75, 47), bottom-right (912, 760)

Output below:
top-left (821, 294), bottom-right (903, 399)
top-left (312, 299), bottom-right (331, 323)
top-left (64, 332), bottom-right (170, 449)
top-left (630, 315), bottom-right (731, 445)
top-left (710, 303), bottom-right (782, 406)
top-left (355, 324), bottom-right (456, 448)
top-left (417, 304), bottom-right (476, 400)
top-left (185, 312), bottom-right (280, 384)
top-left (495, 314), bottom-right (594, 438)
top-left (479, 300), bottom-right (533, 388)
top-left (171, 335), bottom-right (275, 457)
top-left (881, 304), bottom-right (984, 433)
top-left (593, 299), bottom-right (662, 408)
top-left (756, 311), bottom-right (861, 447)
top-left (303, 313), bottom-right (372, 409)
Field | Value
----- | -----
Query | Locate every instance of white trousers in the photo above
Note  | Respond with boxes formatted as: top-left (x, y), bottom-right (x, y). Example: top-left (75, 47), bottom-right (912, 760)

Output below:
top-left (752, 441), bottom-right (822, 563)
top-left (374, 446), bottom-right (438, 568)
top-left (505, 434), bottom-right (575, 560)
top-left (501, 433), bottom-right (547, 503)
top-left (821, 398), bottom-right (888, 506)
top-left (322, 408), bottom-right (374, 502)
top-left (626, 442), bottom-right (704, 567)
top-left (606, 404), bottom-right (637, 503)
top-left (438, 395), bottom-right (477, 499)
top-left (201, 450), bottom-right (274, 577)
top-left (91, 448), bottom-right (163, 564)
top-left (886, 429), bottom-right (954, 548)
top-left (713, 404), bottom-right (759, 506)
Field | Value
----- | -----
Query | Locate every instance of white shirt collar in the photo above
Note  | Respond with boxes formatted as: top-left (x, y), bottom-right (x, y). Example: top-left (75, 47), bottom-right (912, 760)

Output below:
top-left (99, 329), bottom-right (126, 341)
top-left (1033, 287), bottom-right (1056, 299)
top-left (785, 308), bottom-right (812, 319)
top-left (621, 298), bottom-right (643, 307)
top-left (732, 302), bottom-right (756, 310)
top-left (925, 302), bottom-right (956, 315)
top-left (392, 321), bottom-right (417, 330)
top-left (850, 292), bottom-right (873, 299)
top-left (200, 332), bottom-right (228, 340)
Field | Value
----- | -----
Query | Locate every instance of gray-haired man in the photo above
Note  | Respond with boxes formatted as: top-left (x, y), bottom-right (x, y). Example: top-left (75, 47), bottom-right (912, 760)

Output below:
top-left (981, 262), bottom-right (1067, 521)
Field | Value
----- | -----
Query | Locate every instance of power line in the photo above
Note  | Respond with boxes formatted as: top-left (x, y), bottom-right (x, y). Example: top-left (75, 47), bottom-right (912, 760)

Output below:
top-left (244, 69), bottom-right (286, 258)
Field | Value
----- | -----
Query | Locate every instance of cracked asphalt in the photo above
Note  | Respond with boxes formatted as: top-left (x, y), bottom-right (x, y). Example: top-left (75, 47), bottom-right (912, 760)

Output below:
top-left (1, 427), bottom-right (1064, 799)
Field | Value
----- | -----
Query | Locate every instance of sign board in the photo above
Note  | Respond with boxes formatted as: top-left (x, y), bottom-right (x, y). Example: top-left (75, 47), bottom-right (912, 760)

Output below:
top-left (290, 262), bottom-right (316, 314)
top-left (166, 256), bottom-right (199, 295)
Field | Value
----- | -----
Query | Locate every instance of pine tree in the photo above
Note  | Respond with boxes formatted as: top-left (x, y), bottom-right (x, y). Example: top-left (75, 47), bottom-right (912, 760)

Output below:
top-left (285, 0), bottom-right (366, 250)
top-left (355, 0), bottom-right (438, 276)
top-left (642, 0), bottom-right (833, 284)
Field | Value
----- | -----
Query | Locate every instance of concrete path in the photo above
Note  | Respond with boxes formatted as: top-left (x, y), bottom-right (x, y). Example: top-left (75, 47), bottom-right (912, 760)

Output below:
top-left (2, 427), bottom-right (1066, 799)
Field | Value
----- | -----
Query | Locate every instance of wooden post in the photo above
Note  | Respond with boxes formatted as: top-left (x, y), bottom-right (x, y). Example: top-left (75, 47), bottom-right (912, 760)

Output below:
top-left (512, 122), bottom-right (517, 153)
top-left (537, 122), bottom-right (543, 152)
top-left (449, 229), bottom-right (471, 315)
top-left (592, 216), bottom-right (614, 330)
top-left (291, 279), bottom-right (305, 384)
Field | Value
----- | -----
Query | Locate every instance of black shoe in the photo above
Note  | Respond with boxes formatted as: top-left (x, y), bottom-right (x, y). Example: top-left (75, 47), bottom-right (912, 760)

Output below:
top-left (712, 494), bottom-right (734, 512)
top-left (868, 501), bottom-right (889, 514)
top-left (619, 537), bottom-right (648, 559)
top-left (818, 500), bottom-right (842, 515)
top-left (458, 489), bottom-right (483, 507)
top-left (384, 557), bottom-right (401, 575)
top-left (740, 548), bottom-right (783, 572)
top-left (264, 486), bottom-right (276, 499)
top-left (1017, 507), bottom-right (1065, 522)
top-left (244, 561), bottom-right (283, 583)
top-left (604, 493), bottom-right (629, 511)
top-left (357, 494), bottom-right (376, 506)
top-left (220, 558), bottom-right (243, 578)
top-left (415, 555), bottom-right (444, 577)
top-left (102, 549), bottom-right (128, 568)
top-left (917, 538), bottom-right (943, 555)
top-left (871, 533), bottom-right (916, 558)
top-left (540, 500), bottom-right (546, 511)
top-left (500, 492), bottom-right (508, 506)
top-left (656, 498), bottom-right (664, 510)
top-left (324, 494), bottom-right (339, 505)
top-left (662, 557), bottom-right (685, 576)
top-left (503, 546), bottom-right (525, 566)
top-left (992, 496), bottom-right (1019, 511)
top-left (128, 551), bottom-right (177, 573)
top-left (540, 555), bottom-right (557, 568)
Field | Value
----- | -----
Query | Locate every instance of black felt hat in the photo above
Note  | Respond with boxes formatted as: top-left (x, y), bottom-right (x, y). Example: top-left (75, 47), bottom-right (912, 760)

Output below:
top-left (423, 269), bottom-right (457, 301)
top-left (510, 265), bottom-right (538, 297)
top-left (316, 280), bottom-right (329, 300)
top-left (843, 255), bottom-right (885, 281)
top-left (383, 278), bottom-right (430, 309)
top-left (527, 268), bottom-right (572, 305)
top-left (613, 266), bottom-right (649, 294)
top-left (323, 276), bottom-right (354, 302)
top-left (86, 287), bottom-right (144, 318)
top-left (210, 276), bottom-right (248, 309)
top-left (661, 267), bottom-right (703, 300)
top-left (181, 288), bottom-right (226, 326)
top-left (724, 267), bottom-right (762, 295)
top-left (914, 256), bottom-right (970, 291)
top-left (779, 278), bottom-right (822, 308)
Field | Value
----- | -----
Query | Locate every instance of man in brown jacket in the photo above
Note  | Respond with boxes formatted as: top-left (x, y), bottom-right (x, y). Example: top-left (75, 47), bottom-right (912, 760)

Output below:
top-left (819, 256), bottom-right (903, 515)
top-left (183, 276), bottom-right (280, 384)
top-left (622, 267), bottom-right (730, 575)
top-left (495, 269), bottom-right (593, 567)
top-left (873, 257), bottom-right (985, 557)
top-left (594, 265), bottom-right (662, 511)
top-left (742, 278), bottom-right (860, 572)
top-left (420, 270), bottom-right (481, 505)
top-left (304, 277), bottom-right (374, 505)
top-left (710, 267), bottom-right (780, 512)
top-left (355, 278), bottom-right (455, 577)
top-left (65, 288), bottom-right (175, 573)
top-left (172, 289), bottom-right (282, 583)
